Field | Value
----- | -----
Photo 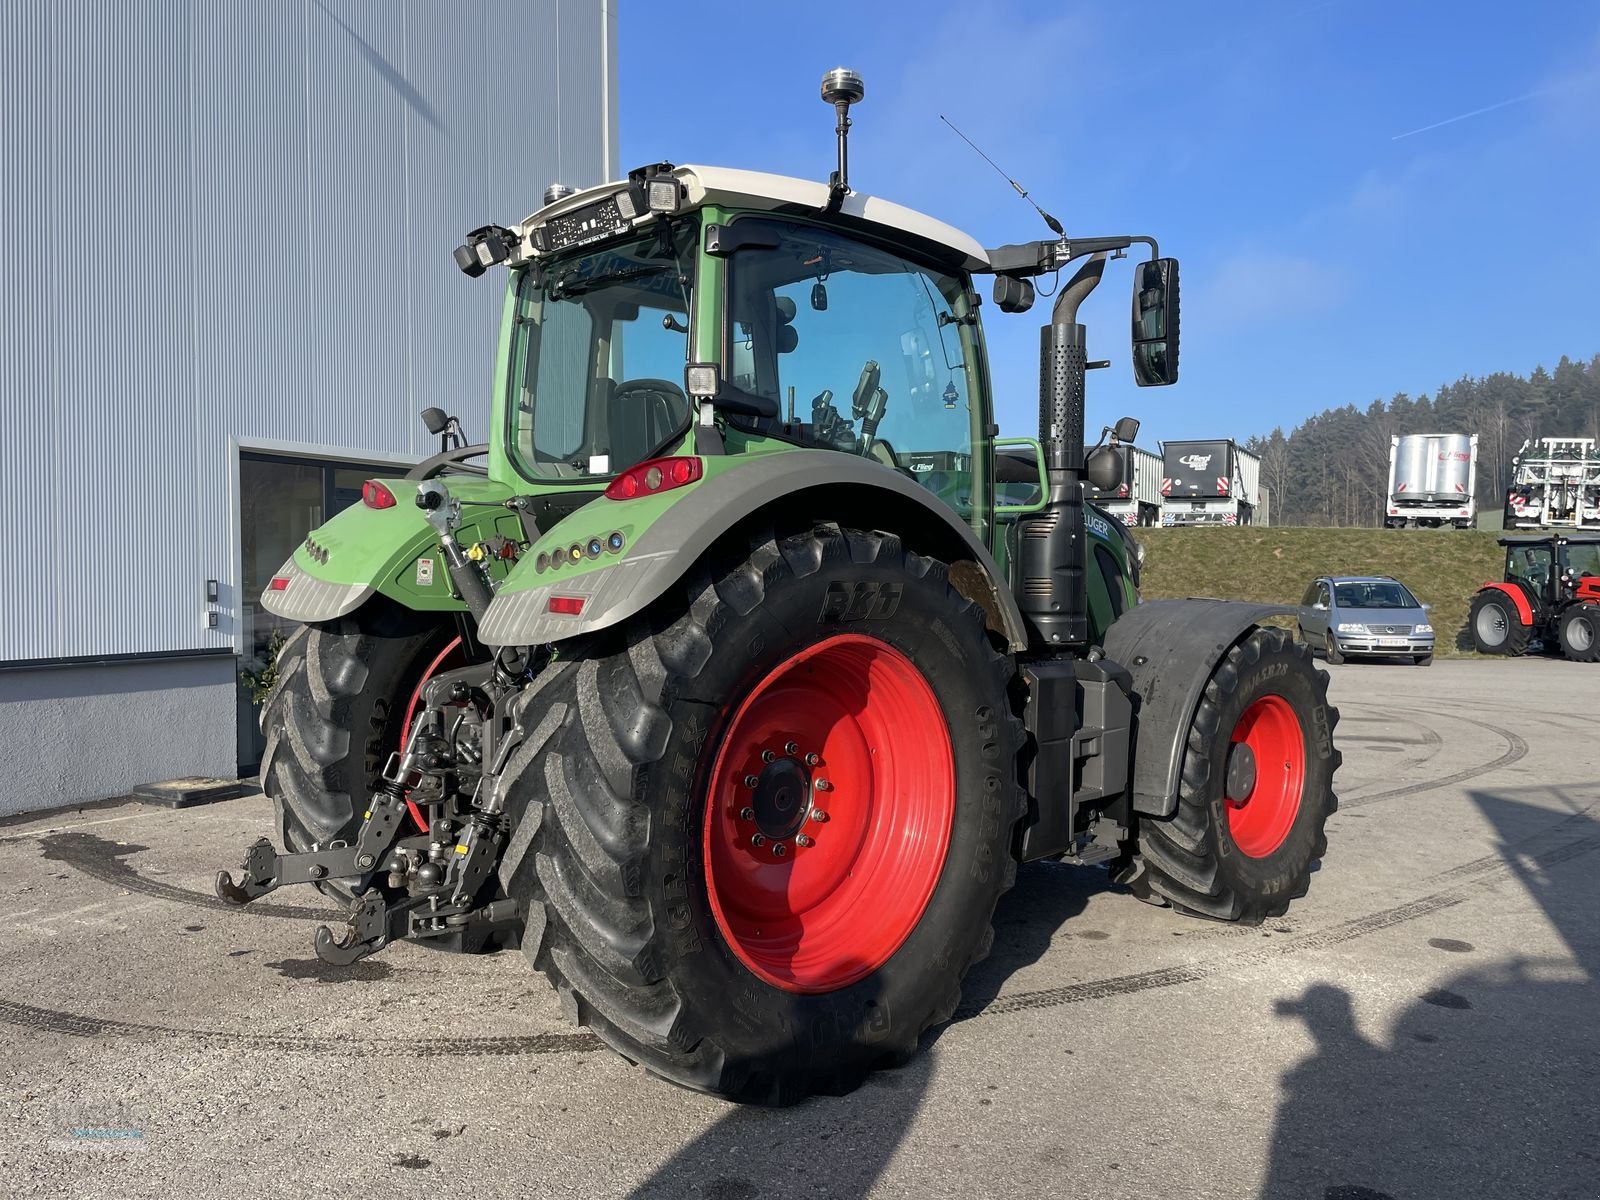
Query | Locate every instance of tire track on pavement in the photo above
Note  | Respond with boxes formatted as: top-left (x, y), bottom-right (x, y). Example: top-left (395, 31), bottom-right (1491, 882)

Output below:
top-left (36, 831), bottom-right (341, 922)
top-left (0, 996), bottom-right (603, 1057)
top-left (1338, 706), bottom-right (1528, 810)
top-left (9, 817), bottom-right (1595, 1056)
top-left (955, 818), bottom-right (1600, 1021)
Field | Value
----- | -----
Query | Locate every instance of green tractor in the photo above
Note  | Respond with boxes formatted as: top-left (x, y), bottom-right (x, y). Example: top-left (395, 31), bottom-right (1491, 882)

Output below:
top-left (220, 69), bottom-right (1340, 1104)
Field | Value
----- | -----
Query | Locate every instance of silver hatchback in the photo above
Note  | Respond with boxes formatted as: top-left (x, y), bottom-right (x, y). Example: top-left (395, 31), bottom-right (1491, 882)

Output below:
top-left (1298, 576), bottom-right (1435, 665)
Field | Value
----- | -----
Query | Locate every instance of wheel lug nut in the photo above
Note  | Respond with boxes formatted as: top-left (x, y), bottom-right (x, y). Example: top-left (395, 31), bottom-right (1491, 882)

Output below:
top-left (810, 808), bottom-right (828, 823)
top-left (772, 842), bottom-right (787, 857)
top-left (761, 750), bottom-right (776, 764)
top-left (815, 779), bottom-right (832, 792)
top-left (795, 834), bottom-right (813, 848)
top-left (804, 753), bottom-right (820, 767)
top-left (751, 834), bottom-right (766, 847)
top-left (785, 741), bottom-right (799, 756)
top-left (744, 774), bottom-right (759, 789)
top-left (740, 806), bottom-right (755, 821)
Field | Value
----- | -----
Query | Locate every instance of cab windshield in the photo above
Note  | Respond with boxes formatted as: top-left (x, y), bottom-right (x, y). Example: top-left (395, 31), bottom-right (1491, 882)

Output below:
top-left (725, 220), bottom-right (988, 536)
top-left (506, 219), bottom-right (697, 481)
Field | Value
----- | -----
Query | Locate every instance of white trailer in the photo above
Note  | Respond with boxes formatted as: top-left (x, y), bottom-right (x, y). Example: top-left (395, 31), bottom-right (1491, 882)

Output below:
top-left (1159, 440), bottom-right (1263, 526)
top-left (1504, 437), bottom-right (1600, 529)
top-left (1084, 444), bottom-right (1162, 526)
top-left (1385, 433), bottom-right (1478, 529)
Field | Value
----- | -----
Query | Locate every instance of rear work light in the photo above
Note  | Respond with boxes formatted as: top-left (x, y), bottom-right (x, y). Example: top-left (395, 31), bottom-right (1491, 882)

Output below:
top-left (604, 456), bottom-right (703, 501)
top-left (362, 480), bottom-right (397, 509)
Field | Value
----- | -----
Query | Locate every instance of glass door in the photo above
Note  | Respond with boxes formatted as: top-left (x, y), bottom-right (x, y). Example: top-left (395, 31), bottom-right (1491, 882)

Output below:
top-left (236, 453), bottom-right (403, 773)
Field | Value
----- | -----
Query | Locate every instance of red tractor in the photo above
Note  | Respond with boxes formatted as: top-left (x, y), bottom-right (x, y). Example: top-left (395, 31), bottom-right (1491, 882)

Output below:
top-left (1469, 533), bottom-right (1600, 661)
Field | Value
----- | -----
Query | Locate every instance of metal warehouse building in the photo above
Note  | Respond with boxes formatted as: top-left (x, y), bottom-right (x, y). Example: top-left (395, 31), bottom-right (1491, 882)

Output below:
top-left (0, 1), bottom-right (617, 815)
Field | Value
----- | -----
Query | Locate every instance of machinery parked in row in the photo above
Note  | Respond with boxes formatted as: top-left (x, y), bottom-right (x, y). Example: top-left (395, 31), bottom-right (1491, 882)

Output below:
top-left (1504, 437), bottom-right (1599, 529)
top-left (1385, 433), bottom-right (1477, 529)
top-left (1160, 438), bottom-right (1262, 526)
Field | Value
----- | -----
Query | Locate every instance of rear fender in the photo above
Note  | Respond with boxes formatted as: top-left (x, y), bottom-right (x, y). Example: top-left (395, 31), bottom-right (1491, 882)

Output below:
top-left (260, 476), bottom-right (522, 623)
top-left (477, 449), bottom-right (1029, 650)
top-left (1479, 581), bottom-right (1534, 626)
top-left (1101, 598), bottom-right (1298, 817)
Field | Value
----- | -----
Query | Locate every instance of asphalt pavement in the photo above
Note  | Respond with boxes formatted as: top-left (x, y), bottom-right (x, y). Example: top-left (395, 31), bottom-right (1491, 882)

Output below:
top-left (2, 657), bottom-right (1597, 1200)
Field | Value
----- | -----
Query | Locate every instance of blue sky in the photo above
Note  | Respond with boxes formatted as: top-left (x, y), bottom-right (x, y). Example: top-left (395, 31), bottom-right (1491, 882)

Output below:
top-left (617, 0), bottom-right (1600, 446)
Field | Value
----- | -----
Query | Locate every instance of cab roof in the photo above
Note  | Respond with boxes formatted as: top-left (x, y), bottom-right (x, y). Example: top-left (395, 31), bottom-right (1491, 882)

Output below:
top-left (1498, 532), bottom-right (1600, 545)
top-left (521, 164), bottom-right (990, 272)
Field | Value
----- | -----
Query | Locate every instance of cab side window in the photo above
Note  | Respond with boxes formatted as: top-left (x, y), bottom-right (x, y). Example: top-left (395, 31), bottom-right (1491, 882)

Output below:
top-left (728, 222), bottom-right (982, 524)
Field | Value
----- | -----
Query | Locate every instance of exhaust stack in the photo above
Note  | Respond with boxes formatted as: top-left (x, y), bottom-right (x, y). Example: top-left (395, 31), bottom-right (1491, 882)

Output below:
top-left (1017, 254), bottom-right (1108, 649)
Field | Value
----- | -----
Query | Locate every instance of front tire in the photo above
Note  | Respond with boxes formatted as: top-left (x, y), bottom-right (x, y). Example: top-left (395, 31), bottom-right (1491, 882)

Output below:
top-left (1469, 590), bottom-right (1530, 656)
top-left (1324, 633), bottom-right (1345, 665)
top-left (1115, 628), bottom-right (1340, 924)
top-left (1557, 604), bottom-right (1600, 662)
top-left (495, 524), bottom-right (1026, 1104)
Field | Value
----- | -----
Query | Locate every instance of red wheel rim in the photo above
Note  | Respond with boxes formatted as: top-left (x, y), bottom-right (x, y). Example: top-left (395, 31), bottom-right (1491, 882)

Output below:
top-left (1225, 694), bottom-right (1307, 858)
top-left (399, 636), bottom-right (464, 831)
top-left (702, 634), bottom-right (955, 994)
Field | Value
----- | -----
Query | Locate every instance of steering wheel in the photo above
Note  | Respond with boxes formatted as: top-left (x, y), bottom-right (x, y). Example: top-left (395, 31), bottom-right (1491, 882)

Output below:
top-left (614, 378), bottom-right (687, 408)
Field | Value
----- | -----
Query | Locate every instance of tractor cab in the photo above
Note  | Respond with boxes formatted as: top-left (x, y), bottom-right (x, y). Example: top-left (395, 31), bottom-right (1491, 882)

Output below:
top-left (1501, 533), bottom-right (1600, 611)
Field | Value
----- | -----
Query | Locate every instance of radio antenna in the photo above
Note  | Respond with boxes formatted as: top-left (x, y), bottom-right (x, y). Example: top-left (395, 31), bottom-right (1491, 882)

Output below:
top-left (939, 114), bottom-right (1065, 238)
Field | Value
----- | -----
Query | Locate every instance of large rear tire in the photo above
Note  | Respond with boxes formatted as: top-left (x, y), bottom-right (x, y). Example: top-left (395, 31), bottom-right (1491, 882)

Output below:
top-left (1469, 590), bottom-right (1530, 656)
top-left (1557, 604), bottom-right (1600, 662)
top-left (260, 600), bottom-right (515, 952)
top-left (1114, 627), bottom-right (1340, 924)
top-left (495, 524), bottom-right (1026, 1104)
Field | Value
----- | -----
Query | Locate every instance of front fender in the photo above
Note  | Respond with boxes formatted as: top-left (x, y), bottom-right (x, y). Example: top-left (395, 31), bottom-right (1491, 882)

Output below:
top-left (478, 449), bottom-right (1029, 650)
top-left (1102, 598), bottom-right (1296, 817)
top-left (1479, 581), bottom-right (1534, 626)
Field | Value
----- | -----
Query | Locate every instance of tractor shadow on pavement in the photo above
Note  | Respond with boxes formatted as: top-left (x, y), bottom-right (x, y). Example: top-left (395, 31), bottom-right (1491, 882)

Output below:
top-left (626, 860), bottom-right (1105, 1199)
top-left (1261, 785), bottom-right (1600, 1200)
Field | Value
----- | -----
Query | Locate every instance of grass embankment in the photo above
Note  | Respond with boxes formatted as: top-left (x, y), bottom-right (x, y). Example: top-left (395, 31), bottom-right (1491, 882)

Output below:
top-left (1130, 527), bottom-right (1505, 656)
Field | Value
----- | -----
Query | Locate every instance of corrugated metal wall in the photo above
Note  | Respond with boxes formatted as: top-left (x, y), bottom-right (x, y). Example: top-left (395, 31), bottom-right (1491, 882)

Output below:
top-left (0, 0), bottom-right (615, 662)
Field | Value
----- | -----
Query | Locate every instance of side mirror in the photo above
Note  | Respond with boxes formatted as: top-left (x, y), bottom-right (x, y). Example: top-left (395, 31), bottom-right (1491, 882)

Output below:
top-left (1112, 416), bottom-right (1141, 444)
top-left (993, 275), bottom-right (1035, 314)
top-left (1085, 445), bottom-right (1124, 492)
top-left (420, 407), bottom-right (450, 435)
top-left (1131, 258), bottom-right (1180, 387)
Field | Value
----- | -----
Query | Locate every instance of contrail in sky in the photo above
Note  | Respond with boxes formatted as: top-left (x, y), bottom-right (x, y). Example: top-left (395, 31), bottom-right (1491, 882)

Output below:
top-left (1392, 76), bottom-right (1592, 140)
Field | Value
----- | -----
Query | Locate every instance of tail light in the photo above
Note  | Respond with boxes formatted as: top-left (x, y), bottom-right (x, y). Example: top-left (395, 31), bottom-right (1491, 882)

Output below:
top-left (362, 480), bottom-right (397, 509)
top-left (547, 596), bottom-right (586, 615)
top-left (605, 456), bottom-right (703, 500)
